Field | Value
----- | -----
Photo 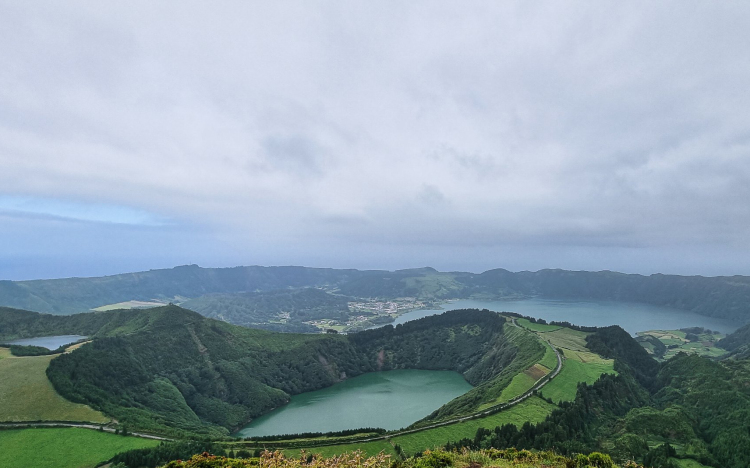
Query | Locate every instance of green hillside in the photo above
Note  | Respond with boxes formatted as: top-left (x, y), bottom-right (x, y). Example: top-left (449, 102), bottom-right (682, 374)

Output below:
top-left (0, 428), bottom-right (158, 468)
top-left (0, 348), bottom-right (108, 423)
top-left (3, 265), bottom-right (750, 323)
top-left (2, 306), bottom-right (536, 437)
top-left (180, 288), bottom-right (352, 332)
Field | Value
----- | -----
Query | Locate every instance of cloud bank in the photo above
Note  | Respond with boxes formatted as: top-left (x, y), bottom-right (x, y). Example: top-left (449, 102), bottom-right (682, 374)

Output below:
top-left (1, 1), bottom-right (750, 279)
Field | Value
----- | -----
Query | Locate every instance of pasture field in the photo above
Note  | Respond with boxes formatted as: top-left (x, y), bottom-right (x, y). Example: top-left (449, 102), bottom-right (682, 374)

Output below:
top-left (92, 300), bottom-right (166, 311)
top-left (0, 349), bottom-right (108, 423)
top-left (391, 397), bottom-right (556, 454)
top-left (540, 358), bottom-right (616, 404)
top-left (543, 328), bottom-right (589, 352)
top-left (637, 330), bottom-right (727, 360)
top-left (539, 342), bottom-right (558, 370)
top-left (487, 372), bottom-right (537, 408)
top-left (0, 428), bottom-right (159, 468)
top-left (516, 318), bottom-right (561, 332)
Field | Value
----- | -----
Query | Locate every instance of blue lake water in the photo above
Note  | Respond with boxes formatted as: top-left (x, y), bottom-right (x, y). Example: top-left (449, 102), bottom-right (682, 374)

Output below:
top-left (4, 335), bottom-right (87, 350)
top-left (393, 298), bottom-right (740, 335)
top-left (234, 369), bottom-right (472, 438)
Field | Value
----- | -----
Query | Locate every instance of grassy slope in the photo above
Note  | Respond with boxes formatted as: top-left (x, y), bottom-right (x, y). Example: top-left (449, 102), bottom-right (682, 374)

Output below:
top-left (516, 318), bottom-right (561, 332)
top-left (294, 397), bottom-right (556, 458)
top-left (539, 330), bottom-right (616, 404)
top-left (392, 397), bottom-right (556, 455)
top-left (0, 428), bottom-right (158, 468)
top-left (638, 329), bottom-right (728, 360)
top-left (540, 358), bottom-right (616, 403)
top-left (543, 328), bottom-right (589, 352)
top-left (0, 348), bottom-right (107, 423)
top-left (539, 343), bottom-right (557, 370)
top-left (515, 319), bottom-right (616, 405)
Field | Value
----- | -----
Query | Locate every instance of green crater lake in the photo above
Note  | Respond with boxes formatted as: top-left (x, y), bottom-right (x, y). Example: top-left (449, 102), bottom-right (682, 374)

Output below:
top-left (234, 369), bottom-right (472, 438)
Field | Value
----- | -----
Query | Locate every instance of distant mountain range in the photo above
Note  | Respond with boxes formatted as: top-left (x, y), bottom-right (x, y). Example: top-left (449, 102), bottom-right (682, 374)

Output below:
top-left (1, 264), bottom-right (750, 323)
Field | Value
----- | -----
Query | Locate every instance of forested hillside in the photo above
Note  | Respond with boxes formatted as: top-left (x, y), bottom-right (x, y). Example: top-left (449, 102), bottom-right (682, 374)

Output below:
top-left (21, 306), bottom-right (528, 437)
top-left (444, 325), bottom-right (750, 468)
top-left (716, 322), bottom-right (750, 357)
top-left (3, 265), bottom-right (750, 323)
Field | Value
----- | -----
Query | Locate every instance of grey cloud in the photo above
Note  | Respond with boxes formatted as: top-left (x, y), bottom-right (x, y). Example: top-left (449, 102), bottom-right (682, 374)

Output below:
top-left (1, 1), bottom-right (750, 278)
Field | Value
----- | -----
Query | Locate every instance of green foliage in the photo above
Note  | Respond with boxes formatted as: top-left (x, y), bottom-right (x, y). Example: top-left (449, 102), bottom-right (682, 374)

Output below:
top-left (717, 322), bottom-right (750, 357)
top-left (7, 344), bottom-right (58, 356)
top-left (586, 326), bottom-right (660, 390)
top-left (612, 434), bottom-right (650, 461)
top-left (653, 354), bottom-right (750, 468)
top-left (158, 449), bottom-right (643, 468)
top-left (643, 443), bottom-right (678, 468)
top-left (110, 440), bottom-right (228, 468)
top-left (0, 428), bottom-right (158, 468)
top-left (415, 450), bottom-right (453, 468)
top-left (42, 307), bottom-right (524, 436)
top-left (540, 358), bottom-right (616, 404)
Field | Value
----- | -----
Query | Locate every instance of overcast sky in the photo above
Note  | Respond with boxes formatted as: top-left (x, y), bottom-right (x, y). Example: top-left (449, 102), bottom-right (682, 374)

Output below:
top-left (2, 1), bottom-right (750, 280)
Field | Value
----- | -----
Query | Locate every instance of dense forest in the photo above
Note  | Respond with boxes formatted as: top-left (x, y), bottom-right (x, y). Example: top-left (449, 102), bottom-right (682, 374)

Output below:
top-left (2, 265), bottom-right (750, 323)
top-left (16, 306), bottom-right (530, 437)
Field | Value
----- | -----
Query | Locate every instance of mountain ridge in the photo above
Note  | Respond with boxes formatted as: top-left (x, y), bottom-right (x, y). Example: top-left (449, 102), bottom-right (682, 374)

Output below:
top-left (2, 265), bottom-right (750, 323)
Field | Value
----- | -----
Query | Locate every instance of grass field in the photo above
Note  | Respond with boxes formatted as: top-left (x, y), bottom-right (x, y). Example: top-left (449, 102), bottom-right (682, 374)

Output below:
top-left (539, 342), bottom-right (558, 370)
top-left (540, 358), bottom-right (616, 403)
top-left (92, 300), bottom-right (166, 311)
top-left (543, 328), bottom-right (589, 352)
top-left (0, 349), bottom-right (108, 423)
top-left (516, 318), bottom-right (561, 332)
top-left (637, 330), bottom-right (727, 360)
top-left (493, 372), bottom-right (537, 405)
top-left (391, 397), bottom-right (556, 455)
top-left (290, 397), bottom-right (556, 458)
top-left (0, 428), bottom-right (159, 468)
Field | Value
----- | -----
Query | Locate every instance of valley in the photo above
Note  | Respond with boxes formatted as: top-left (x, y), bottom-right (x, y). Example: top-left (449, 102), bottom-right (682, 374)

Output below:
top-left (2, 266), bottom-right (750, 468)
